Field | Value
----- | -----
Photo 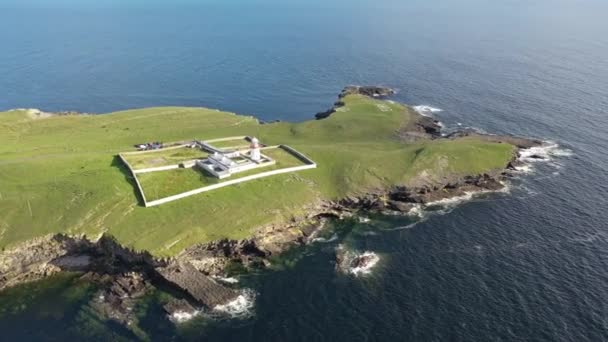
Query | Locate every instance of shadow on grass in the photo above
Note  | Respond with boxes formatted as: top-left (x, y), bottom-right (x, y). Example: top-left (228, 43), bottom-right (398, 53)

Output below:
top-left (111, 155), bottom-right (145, 207)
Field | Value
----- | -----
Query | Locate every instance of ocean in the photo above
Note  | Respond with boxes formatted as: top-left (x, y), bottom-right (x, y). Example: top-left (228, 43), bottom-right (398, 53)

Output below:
top-left (1, 0), bottom-right (608, 340)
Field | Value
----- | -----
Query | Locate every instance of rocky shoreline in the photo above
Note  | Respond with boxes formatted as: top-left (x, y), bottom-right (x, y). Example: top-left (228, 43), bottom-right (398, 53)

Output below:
top-left (0, 86), bottom-right (544, 325)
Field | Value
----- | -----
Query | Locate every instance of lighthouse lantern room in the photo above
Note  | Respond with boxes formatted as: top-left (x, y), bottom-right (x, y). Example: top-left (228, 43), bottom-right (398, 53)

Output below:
top-left (250, 137), bottom-right (261, 162)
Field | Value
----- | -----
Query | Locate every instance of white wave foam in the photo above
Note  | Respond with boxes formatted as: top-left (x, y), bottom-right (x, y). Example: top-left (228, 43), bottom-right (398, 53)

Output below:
top-left (358, 216), bottom-right (371, 223)
top-left (515, 141), bottom-right (573, 174)
top-left (312, 233), bottom-right (338, 243)
top-left (384, 221), bottom-right (422, 231)
top-left (212, 276), bottom-right (239, 284)
top-left (513, 164), bottom-right (534, 174)
top-left (170, 309), bottom-right (201, 323)
top-left (426, 192), bottom-right (479, 208)
top-left (407, 204), bottom-right (424, 217)
top-left (426, 182), bottom-right (511, 208)
top-left (518, 142), bottom-right (573, 163)
top-left (385, 182), bottom-right (514, 231)
top-left (413, 105), bottom-right (443, 117)
top-left (213, 289), bottom-right (256, 319)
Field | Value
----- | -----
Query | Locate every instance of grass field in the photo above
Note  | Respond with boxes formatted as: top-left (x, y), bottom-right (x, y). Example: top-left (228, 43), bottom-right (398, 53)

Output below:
top-left (137, 147), bottom-right (308, 201)
top-left (207, 138), bottom-right (250, 150)
top-left (0, 95), bottom-right (515, 256)
top-left (123, 147), bottom-right (207, 170)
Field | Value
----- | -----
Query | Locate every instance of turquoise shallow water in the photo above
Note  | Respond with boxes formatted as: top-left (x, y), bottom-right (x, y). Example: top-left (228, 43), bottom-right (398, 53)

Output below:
top-left (1, 0), bottom-right (608, 341)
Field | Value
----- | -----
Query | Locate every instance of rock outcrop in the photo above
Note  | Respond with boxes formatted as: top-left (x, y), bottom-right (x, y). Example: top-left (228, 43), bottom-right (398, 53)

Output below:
top-left (156, 261), bottom-right (239, 309)
top-left (315, 85), bottom-right (395, 119)
top-left (0, 234), bottom-right (94, 290)
top-left (88, 272), bottom-right (152, 326)
top-left (338, 85), bottom-right (395, 98)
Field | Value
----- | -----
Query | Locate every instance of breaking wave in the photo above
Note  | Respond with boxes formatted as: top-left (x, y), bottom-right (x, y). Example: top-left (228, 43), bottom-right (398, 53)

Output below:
top-left (168, 288), bottom-right (255, 323)
top-left (212, 276), bottom-right (239, 284)
top-left (348, 251), bottom-right (380, 276)
top-left (514, 141), bottom-right (573, 174)
top-left (518, 142), bottom-right (573, 163)
top-left (170, 309), bottom-right (202, 323)
top-left (312, 233), bottom-right (338, 243)
top-left (407, 204), bottom-right (424, 218)
top-left (358, 216), bottom-right (371, 223)
top-left (413, 105), bottom-right (443, 117)
top-left (385, 184), bottom-right (512, 231)
top-left (426, 183), bottom-right (511, 208)
top-left (386, 142), bottom-right (572, 231)
top-left (336, 246), bottom-right (380, 276)
top-left (213, 289), bottom-right (256, 319)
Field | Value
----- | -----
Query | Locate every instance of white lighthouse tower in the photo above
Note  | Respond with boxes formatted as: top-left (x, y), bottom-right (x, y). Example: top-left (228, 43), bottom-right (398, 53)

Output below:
top-left (250, 137), bottom-right (261, 162)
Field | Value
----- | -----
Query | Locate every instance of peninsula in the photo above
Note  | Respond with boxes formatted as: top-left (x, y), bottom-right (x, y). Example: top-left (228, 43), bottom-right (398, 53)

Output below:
top-left (0, 87), bottom-right (541, 327)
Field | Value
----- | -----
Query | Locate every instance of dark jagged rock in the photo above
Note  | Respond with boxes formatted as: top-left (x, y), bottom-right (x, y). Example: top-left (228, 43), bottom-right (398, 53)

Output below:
top-left (415, 115), bottom-right (442, 136)
top-left (387, 200), bottom-right (414, 212)
top-left (315, 101), bottom-right (345, 120)
top-left (315, 107), bottom-right (336, 120)
top-left (89, 272), bottom-right (152, 326)
top-left (334, 246), bottom-right (379, 275)
top-left (528, 154), bottom-right (545, 159)
top-left (350, 254), bottom-right (376, 269)
top-left (0, 234), bottom-right (96, 291)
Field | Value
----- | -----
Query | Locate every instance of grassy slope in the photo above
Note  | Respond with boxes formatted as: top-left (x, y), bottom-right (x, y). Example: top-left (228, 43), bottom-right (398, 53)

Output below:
top-left (0, 96), bottom-right (514, 256)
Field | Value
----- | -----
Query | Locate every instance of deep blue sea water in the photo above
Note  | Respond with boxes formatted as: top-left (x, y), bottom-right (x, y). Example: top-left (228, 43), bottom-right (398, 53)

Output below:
top-left (1, 0), bottom-right (608, 341)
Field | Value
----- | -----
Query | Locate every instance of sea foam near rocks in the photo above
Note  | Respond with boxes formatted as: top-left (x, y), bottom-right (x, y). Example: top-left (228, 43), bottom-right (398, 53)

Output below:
top-left (348, 252), bottom-right (380, 276)
top-left (515, 141), bottom-right (573, 174)
top-left (212, 276), bottom-right (239, 284)
top-left (358, 216), bottom-right (371, 223)
top-left (336, 246), bottom-right (380, 276)
top-left (413, 105), bottom-right (443, 117)
top-left (312, 233), bottom-right (338, 244)
top-left (212, 289), bottom-right (256, 319)
top-left (170, 309), bottom-right (202, 323)
top-left (518, 142), bottom-right (573, 162)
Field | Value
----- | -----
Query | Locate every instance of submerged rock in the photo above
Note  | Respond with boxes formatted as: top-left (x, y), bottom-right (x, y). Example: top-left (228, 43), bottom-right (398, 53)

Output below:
top-left (335, 246), bottom-right (380, 276)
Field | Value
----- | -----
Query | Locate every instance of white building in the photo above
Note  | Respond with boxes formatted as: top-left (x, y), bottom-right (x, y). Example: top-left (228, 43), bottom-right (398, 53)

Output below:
top-left (196, 137), bottom-right (274, 179)
top-left (250, 137), bottom-right (261, 161)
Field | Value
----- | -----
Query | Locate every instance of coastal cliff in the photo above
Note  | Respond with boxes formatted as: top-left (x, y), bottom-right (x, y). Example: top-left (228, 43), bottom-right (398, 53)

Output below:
top-left (0, 86), bottom-right (543, 324)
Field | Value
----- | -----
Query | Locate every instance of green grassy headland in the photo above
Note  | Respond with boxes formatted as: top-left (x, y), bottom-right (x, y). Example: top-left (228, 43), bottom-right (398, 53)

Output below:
top-left (0, 95), bottom-right (514, 256)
